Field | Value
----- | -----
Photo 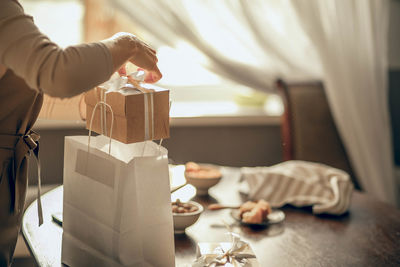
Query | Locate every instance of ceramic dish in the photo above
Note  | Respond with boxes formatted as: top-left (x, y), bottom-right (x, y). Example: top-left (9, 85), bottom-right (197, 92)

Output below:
top-left (184, 163), bottom-right (222, 196)
top-left (172, 201), bottom-right (204, 234)
top-left (230, 209), bottom-right (285, 226)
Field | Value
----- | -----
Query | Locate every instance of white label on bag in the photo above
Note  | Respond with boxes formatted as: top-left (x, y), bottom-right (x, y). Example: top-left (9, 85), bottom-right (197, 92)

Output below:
top-left (75, 149), bottom-right (115, 188)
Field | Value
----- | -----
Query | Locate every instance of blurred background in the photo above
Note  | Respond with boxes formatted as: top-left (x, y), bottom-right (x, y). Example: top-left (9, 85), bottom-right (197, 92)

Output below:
top-left (12, 0), bottom-right (400, 265)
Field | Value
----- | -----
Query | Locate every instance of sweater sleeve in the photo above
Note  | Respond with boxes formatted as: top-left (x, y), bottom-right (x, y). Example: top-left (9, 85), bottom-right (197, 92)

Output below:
top-left (0, 0), bottom-right (114, 98)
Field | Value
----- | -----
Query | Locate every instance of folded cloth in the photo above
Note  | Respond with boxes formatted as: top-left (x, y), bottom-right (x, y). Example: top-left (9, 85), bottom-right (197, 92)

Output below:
top-left (241, 160), bottom-right (354, 215)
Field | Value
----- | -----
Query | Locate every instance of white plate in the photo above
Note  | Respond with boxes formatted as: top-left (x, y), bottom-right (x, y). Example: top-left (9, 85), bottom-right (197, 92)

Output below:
top-left (230, 209), bottom-right (285, 226)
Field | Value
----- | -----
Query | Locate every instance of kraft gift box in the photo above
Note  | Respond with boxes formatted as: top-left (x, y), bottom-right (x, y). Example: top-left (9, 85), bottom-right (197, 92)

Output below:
top-left (85, 84), bottom-right (169, 144)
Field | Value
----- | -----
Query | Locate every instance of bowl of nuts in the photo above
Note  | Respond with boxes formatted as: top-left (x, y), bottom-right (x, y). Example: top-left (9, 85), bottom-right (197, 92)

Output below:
top-left (172, 199), bottom-right (204, 234)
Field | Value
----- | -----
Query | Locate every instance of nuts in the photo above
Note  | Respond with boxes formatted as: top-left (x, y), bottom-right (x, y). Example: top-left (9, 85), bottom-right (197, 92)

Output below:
top-left (172, 199), bottom-right (199, 214)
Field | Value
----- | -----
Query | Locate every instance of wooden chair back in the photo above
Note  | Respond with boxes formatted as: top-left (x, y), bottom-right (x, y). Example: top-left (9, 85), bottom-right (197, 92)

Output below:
top-left (276, 79), bottom-right (359, 189)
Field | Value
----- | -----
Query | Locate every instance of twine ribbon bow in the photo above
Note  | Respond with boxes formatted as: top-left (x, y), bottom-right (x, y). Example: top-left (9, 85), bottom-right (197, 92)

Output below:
top-left (192, 233), bottom-right (256, 267)
top-left (96, 71), bottom-right (155, 140)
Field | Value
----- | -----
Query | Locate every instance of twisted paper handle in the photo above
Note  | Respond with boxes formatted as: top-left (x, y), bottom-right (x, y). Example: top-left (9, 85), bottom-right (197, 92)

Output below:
top-left (88, 101), bottom-right (115, 155)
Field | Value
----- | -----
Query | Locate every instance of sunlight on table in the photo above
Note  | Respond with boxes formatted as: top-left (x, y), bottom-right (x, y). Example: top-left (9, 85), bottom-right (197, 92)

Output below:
top-left (169, 165), bottom-right (196, 202)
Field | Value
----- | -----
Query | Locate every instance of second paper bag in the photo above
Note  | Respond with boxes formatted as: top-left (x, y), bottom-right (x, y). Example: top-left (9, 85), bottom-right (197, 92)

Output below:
top-left (62, 135), bottom-right (175, 267)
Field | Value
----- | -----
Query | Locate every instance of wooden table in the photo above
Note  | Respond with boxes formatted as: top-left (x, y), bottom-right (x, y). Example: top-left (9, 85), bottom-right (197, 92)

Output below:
top-left (22, 167), bottom-right (400, 266)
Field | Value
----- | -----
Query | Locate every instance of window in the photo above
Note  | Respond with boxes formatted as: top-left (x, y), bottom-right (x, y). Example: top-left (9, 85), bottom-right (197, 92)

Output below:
top-left (20, 0), bottom-right (84, 47)
top-left (21, 0), bottom-right (282, 124)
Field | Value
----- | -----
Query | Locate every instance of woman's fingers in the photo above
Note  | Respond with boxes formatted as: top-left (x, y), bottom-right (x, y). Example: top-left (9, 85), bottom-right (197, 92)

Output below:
top-left (118, 64), bottom-right (127, 76)
top-left (137, 38), bottom-right (157, 54)
top-left (142, 43), bottom-right (156, 54)
top-left (103, 32), bottom-right (161, 81)
top-left (110, 32), bottom-right (161, 82)
top-left (144, 67), bottom-right (162, 83)
top-left (129, 46), bottom-right (162, 83)
top-left (137, 66), bottom-right (162, 83)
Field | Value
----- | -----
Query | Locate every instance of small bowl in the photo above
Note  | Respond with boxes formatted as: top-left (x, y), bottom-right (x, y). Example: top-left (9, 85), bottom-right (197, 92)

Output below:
top-left (172, 201), bottom-right (204, 234)
top-left (184, 164), bottom-right (222, 196)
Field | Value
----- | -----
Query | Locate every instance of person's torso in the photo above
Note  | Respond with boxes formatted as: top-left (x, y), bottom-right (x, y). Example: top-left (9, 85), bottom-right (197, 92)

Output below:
top-left (0, 70), bottom-right (43, 135)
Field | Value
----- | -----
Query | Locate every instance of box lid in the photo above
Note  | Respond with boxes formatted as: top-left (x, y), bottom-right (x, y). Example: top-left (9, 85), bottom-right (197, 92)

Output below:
top-left (84, 84), bottom-right (169, 117)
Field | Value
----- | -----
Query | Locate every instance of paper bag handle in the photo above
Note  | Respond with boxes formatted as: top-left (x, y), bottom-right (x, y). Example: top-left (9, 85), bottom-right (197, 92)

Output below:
top-left (88, 101), bottom-right (114, 155)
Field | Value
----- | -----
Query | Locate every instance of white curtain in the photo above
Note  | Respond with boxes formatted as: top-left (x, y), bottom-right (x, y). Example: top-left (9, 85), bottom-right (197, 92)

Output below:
top-left (109, 0), bottom-right (397, 204)
top-left (110, 0), bottom-right (322, 90)
top-left (291, 1), bottom-right (396, 204)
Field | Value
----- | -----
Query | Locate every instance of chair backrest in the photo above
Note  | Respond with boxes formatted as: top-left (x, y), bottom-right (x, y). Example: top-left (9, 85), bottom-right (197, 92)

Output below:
top-left (276, 79), bottom-right (360, 188)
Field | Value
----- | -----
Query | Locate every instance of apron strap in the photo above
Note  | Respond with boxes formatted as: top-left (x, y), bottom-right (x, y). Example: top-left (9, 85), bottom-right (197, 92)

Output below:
top-left (32, 143), bottom-right (43, 226)
top-left (1, 130), bottom-right (43, 226)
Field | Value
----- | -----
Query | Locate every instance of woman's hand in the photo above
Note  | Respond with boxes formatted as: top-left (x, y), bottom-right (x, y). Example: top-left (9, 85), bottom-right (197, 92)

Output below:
top-left (102, 32), bottom-right (162, 83)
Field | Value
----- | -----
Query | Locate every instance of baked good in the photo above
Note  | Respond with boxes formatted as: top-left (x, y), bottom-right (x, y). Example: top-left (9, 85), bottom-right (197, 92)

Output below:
top-left (185, 162), bottom-right (201, 172)
top-left (239, 199), bottom-right (272, 224)
top-left (255, 199), bottom-right (272, 218)
top-left (184, 162), bottom-right (222, 179)
top-left (239, 201), bottom-right (257, 217)
top-left (242, 206), bottom-right (264, 224)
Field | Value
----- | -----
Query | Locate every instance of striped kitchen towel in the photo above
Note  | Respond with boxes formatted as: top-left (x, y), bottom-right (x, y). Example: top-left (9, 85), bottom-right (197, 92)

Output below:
top-left (240, 160), bottom-right (354, 215)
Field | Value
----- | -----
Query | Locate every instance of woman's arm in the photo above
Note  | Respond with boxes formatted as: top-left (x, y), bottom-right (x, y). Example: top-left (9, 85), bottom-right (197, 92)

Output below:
top-left (0, 0), bottom-right (160, 98)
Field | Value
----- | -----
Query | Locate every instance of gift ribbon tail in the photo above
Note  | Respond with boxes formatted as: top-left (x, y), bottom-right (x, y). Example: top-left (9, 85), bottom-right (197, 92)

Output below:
top-left (144, 93), bottom-right (149, 140)
top-left (150, 92), bottom-right (154, 140)
top-left (33, 145), bottom-right (44, 226)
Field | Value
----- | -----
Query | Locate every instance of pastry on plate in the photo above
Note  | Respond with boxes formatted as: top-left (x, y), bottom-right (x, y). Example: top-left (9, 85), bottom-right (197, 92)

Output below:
top-left (240, 199), bottom-right (272, 224)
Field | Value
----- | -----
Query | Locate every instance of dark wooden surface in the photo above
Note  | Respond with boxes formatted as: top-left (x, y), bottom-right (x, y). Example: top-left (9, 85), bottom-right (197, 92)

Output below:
top-left (22, 167), bottom-right (400, 266)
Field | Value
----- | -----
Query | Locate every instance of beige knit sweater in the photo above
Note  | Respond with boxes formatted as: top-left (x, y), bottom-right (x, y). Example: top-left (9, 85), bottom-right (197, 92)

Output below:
top-left (0, 0), bottom-right (113, 98)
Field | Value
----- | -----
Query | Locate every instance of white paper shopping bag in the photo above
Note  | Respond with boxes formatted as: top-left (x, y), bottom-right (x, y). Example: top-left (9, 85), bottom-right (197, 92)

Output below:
top-left (61, 135), bottom-right (175, 267)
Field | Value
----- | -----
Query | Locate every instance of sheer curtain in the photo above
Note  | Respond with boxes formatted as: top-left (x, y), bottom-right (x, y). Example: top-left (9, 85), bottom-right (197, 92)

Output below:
top-left (110, 0), bottom-right (321, 90)
top-left (109, 0), bottom-right (397, 204)
top-left (291, 1), bottom-right (396, 204)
